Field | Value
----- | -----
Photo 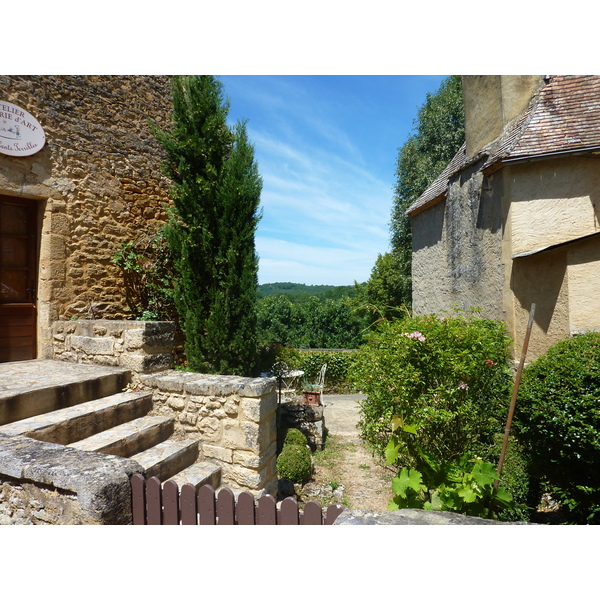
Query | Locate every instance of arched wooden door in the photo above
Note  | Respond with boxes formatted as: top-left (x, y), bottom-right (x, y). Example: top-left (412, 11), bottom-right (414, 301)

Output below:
top-left (0, 195), bottom-right (38, 362)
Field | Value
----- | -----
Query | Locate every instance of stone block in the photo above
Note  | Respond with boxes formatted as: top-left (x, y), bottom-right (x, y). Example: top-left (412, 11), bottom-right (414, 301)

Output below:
top-left (197, 416), bottom-right (221, 443)
top-left (241, 393), bottom-right (278, 423)
top-left (243, 419), bottom-right (276, 454)
top-left (222, 420), bottom-right (247, 450)
top-left (71, 335), bottom-right (114, 355)
top-left (201, 444), bottom-right (233, 463)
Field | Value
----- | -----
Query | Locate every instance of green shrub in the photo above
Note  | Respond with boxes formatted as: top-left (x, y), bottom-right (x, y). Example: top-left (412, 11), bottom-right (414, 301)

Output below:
top-left (349, 308), bottom-right (512, 464)
top-left (487, 435), bottom-right (538, 522)
top-left (515, 332), bottom-right (600, 524)
top-left (276, 444), bottom-right (312, 483)
top-left (283, 428), bottom-right (309, 448)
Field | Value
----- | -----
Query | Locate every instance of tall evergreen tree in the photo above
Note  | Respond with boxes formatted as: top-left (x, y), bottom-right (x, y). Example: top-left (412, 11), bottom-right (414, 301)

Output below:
top-left (153, 76), bottom-right (262, 375)
top-left (388, 75), bottom-right (465, 308)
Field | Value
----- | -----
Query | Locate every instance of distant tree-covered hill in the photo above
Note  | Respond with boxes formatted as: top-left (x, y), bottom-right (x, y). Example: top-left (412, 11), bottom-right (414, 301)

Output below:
top-left (257, 282), bottom-right (360, 303)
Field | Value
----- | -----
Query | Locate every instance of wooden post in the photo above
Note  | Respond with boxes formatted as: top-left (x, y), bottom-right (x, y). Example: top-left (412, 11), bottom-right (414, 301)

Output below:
top-left (494, 303), bottom-right (536, 489)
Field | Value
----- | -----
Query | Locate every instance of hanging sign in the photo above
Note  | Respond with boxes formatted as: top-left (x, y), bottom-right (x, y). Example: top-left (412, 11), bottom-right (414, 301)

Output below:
top-left (0, 100), bottom-right (45, 156)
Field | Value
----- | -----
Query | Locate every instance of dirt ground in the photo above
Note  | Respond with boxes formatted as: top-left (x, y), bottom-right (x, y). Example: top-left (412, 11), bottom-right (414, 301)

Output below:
top-left (299, 436), bottom-right (395, 512)
top-left (295, 395), bottom-right (396, 512)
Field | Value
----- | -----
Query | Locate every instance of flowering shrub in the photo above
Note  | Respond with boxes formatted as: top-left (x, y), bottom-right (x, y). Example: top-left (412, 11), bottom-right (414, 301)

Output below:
top-left (349, 309), bottom-right (512, 466)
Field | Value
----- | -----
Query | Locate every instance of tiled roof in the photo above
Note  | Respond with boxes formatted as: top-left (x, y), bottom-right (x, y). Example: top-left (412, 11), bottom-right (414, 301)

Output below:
top-left (406, 75), bottom-right (600, 216)
top-left (509, 75), bottom-right (600, 158)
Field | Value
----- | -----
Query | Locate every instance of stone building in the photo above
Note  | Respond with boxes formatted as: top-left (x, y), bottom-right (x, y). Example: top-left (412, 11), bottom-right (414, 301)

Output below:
top-left (0, 76), bottom-right (173, 363)
top-left (406, 75), bottom-right (600, 359)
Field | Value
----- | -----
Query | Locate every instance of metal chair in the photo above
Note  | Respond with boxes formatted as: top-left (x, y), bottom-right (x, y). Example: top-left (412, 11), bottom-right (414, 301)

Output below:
top-left (315, 363), bottom-right (327, 398)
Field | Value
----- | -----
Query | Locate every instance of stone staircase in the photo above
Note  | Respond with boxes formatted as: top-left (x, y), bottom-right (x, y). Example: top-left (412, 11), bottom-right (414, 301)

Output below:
top-left (0, 360), bottom-right (221, 491)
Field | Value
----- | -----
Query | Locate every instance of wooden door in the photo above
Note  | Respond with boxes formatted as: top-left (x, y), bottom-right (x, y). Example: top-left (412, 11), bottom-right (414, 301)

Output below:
top-left (0, 195), bottom-right (38, 362)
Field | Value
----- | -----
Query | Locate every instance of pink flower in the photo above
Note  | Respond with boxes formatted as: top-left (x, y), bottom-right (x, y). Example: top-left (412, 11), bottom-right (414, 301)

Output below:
top-left (485, 359), bottom-right (495, 367)
top-left (403, 331), bottom-right (426, 342)
top-left (458, 381), bottom-right (469, 390)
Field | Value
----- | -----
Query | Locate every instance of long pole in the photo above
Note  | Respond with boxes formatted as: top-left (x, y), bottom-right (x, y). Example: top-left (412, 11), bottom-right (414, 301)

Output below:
top-left (494, 303), bottom-right (536, 490)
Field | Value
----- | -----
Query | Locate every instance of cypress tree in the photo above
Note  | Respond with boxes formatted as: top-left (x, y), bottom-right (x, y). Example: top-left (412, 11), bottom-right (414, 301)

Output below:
top-left (153, 75), bottom-right (262, 375)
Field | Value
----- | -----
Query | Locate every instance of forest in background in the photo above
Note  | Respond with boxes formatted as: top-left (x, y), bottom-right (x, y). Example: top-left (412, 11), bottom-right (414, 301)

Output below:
top-left (257, 282), bottom-right (360, 303)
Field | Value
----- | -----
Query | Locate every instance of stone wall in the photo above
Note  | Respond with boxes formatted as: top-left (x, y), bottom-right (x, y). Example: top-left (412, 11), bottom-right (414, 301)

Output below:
top-left (140, 370), bottom-right (279, 497)
top-left (278, 401), bottom-right (325, 451)
top-left (0, 76), bottom-right (173, 358)
top-left (52, 319), bottom-right (175, 377)
top-left (0, 432), bottom-right (141, 525)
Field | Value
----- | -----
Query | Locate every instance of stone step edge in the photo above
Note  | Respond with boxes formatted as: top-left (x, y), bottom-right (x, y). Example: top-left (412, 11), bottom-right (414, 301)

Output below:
top-left (68, 415), bottom-right (174, 456)
top-left (165, 461), bottom-right (221, 491)
top-left (0, 391), bottom-right (153, 440)
top-left (0, 370), bottom-right (132, 426)
top-left (131, 438), bottom-right (199, 480)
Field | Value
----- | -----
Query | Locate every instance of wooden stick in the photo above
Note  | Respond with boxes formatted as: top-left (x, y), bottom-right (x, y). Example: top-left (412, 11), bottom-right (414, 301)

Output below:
top-left (494, 303), bottom-right (536, 489)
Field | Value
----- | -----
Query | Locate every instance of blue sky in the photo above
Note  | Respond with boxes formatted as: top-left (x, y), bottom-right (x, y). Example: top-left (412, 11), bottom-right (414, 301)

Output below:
top-left (220, 75), bottom-right (448, 286)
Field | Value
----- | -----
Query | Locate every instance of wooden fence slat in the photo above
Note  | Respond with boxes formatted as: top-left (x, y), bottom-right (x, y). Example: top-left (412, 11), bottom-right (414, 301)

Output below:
top-left (325, 503), bottom-right (344, 525)
top-left (198, 484), bottom-right (216, 525)
top-left (146, 477), bottom-right (163, 525)
top-left (256, 495), bottom-right (277, 525)
top-left (129, 475), bottom-right (344, 525)
top-left (280, 496), bottom-right (300, 525)
top-left (163, 480), bottom-right (180, 525)
top-left (216, 487), bottom-right (235, 525)
top-left (301, 500), bottom-right (323, 525)
top-left (131, 473), bottom-right (146, 525)
top-left (180, 483), bottom-right (198, 525)
top-left (236, 491), bottom-right (256, 525)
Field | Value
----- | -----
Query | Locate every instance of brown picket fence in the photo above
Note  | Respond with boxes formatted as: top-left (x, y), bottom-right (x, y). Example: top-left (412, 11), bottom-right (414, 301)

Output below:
top-left (130, 473), bottom-right (345, 525)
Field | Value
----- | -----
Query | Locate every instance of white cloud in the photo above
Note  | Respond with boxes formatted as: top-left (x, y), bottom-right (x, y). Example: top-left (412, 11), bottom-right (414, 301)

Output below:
top-left (256, 237), bottom-right (382, 286)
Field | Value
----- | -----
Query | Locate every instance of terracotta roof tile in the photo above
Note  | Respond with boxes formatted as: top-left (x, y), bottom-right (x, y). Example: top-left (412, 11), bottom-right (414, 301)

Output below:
top-left (406, 75), bottom-right (600, 216)
top-left (508, 75), bottom-right (600, 157)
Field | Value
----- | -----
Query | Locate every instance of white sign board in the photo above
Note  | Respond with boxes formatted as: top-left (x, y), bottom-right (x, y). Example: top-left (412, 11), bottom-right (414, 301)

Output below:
top-left (0, 101), bottom-right (45, 156)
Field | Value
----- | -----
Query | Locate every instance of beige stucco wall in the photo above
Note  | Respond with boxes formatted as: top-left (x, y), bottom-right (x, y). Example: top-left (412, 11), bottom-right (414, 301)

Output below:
top-left (508, 157), bottom-right (600, 256)
top-left (411, 165), bottom-right (506, 321)
top-left (412, 155), bottom-right (600, 361)
top-left (462, 76), bottom-right (543, 158)
top-left (568, 235), bottom-right (600, 334)
top-left (0, 76), bottom-right (173, 359)
top-left (505, 158), bottom-right (600, 359)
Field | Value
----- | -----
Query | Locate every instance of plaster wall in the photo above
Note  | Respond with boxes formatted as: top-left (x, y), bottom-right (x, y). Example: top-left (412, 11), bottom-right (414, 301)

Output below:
top-left (568, 236), bottom-right (600, 334)
top-left (462, 76), bottom-right (543, 157)
top-left (505, 159), bottom-right (600, 358)
top-left (411, 166), bottom-right (505, 321)
top-left (508, 158), bottom-right (600, 256)
top-left (0, 76), bottom-right (173, 359)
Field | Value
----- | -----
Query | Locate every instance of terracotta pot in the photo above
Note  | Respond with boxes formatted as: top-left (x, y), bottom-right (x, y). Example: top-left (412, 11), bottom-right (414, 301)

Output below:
top-left (302, 390), bottom-right (321, 406)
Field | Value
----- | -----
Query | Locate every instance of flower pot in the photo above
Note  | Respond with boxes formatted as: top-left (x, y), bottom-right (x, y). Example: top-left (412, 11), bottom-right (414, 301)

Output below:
top-left (302, 390), bottom-right (321, 406)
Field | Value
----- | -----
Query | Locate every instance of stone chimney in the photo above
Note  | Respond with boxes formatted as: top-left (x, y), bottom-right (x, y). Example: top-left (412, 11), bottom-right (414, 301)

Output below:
top-left (462, 75), bottom-right (545, 158)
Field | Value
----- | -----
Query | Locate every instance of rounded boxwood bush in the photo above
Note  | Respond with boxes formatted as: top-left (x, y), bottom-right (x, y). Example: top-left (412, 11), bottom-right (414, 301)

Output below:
top-left (283, 428), bottom-right (308, 448)
top-left (276, 444), bottom-right (312, 483)
top-left (515, 332), bottom-right (600, 523)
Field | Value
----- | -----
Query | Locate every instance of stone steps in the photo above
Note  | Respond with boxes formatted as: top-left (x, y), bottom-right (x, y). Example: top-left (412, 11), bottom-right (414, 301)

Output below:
top-left (166, 460), bottom-right (221, 491)
top-left (0, 391), bottom-right (153, 445)
top-left (131, 438), bottom-right (200, 481)
top-left (1, 359), bottom-right (222, 493)
top-left (0, 360), bottom-right (131, 426)
top-left (68, 415), bottom-right (174, 457)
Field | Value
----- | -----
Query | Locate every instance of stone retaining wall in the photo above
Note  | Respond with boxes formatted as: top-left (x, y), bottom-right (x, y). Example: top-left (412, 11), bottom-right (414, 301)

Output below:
top-left (0, 433), bottom-right (141, 525)
top-left (140, 370), bottom-right (279, 497)
top-left (278, 401), bottom-right (325, 451)
top-left (52, 319), bottom-right (175, 377)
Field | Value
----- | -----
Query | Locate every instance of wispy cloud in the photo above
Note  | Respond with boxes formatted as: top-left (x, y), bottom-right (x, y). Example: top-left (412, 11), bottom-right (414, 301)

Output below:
top-left (221, 75), bottom-right (446, 285)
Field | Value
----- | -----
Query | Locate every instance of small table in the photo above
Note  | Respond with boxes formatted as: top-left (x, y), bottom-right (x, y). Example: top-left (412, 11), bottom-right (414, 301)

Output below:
top-left (279, 370), bottom-right (304, 402)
